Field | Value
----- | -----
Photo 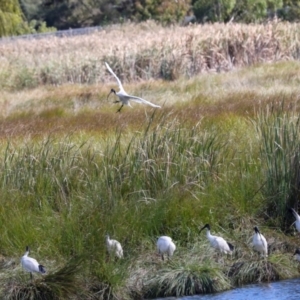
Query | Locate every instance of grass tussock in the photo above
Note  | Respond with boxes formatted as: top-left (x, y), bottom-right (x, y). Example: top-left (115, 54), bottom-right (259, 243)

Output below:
top-left (87, 260), bottom-right (131, 300)
top-left (229, 254), bottom-right (299, 286)
top-left (6, 280), bottom-right (57, 300)
top-left (4, 256), bottom-right (84, 300)
top-left (229, 259), bottom-right (279, 285)
top-left (143, 260), bottom-right (231, 298)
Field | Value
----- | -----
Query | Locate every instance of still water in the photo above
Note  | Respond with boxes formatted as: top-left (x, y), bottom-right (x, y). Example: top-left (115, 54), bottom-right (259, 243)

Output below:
top-left (156, 277), bottom-right (300, 300)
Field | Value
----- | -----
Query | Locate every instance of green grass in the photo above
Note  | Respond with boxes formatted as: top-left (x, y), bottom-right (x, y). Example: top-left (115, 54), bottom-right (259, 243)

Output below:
top-left (0, 61), bottom-right (300, 298)
top-left (143, 260), bottom-right (231, 297)
top-left (229, 254), bottom-right (299, 286)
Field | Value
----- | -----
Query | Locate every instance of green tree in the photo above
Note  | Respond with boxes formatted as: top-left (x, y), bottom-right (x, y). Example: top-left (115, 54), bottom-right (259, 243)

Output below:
top-left (134, 0), bottom-right (191, 24)
top-left (34, 0), bottom-right (126, 29)
top-left (278, 0), bottom-right (300, 21)
top-left (32, 0), bottom-right (190, 29)
top-left (19, 0), bottom-right (56, 33)
top-left (0, 0), bottom-right (24, 36)
top-left (192, 0), bottom-right (236, 22)
top-left (266, 0), bottom-right (283, 18)
top-left (267, 0), bottom-right (283, 11)
top-left (232, 0), bottom-right (268, 22)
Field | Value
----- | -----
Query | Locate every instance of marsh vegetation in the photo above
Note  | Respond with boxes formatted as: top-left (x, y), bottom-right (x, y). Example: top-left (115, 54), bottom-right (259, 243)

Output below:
top-left (0, 22), bottom-right (300, 299)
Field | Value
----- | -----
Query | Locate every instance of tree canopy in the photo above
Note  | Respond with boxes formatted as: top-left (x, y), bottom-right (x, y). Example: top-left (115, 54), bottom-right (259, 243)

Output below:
top-left (0, 0), bottom-right (23, 36)
top-left (1, 0), bottom-right (300, 37)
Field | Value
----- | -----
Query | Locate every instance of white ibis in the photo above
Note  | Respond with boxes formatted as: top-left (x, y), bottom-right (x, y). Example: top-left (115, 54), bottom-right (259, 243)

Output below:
top-left (157, 236), bottom-right (176, 260)
top-left (105, 234), bottom-right (123, 258)
top-left (293, 248), bottom-right (300, 261)
top-left (252, 226), bottom-right (268, 257)
top-left (199, 224), bottom-right (234, 254)
top-left (21, 246), bottom-right (46, 280)
top-left (105, 62), bottom-right (161, 112)
top-left (289, 208), bottom-right (300, 233)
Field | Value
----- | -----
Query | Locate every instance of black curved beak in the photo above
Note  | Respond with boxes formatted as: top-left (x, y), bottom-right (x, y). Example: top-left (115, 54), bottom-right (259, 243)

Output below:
top-left (199, 225), bottom-right (206, 233)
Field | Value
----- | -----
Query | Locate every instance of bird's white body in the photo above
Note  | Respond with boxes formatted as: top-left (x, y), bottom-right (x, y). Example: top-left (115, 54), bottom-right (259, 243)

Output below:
top-left (294, 248), bottom-right (300, 261)
top-left (295, 254), bottom-right (300, 262)
top-left (105, 235), bottom-right (123, 258)
top-left (21, 247), bottom-right (46, 279)
top-left (290, 208), bottom-right (300, 232)
top-left (200, 224), bottom-right (233, 255)
top-left (252, 227), bottom-right (268, 257)
top-left (206, 231), bottom-right (232, 254)
top-left (105, 62), bottom-right (161, 112)
top-left (157, 236), bottom-right (176, 260)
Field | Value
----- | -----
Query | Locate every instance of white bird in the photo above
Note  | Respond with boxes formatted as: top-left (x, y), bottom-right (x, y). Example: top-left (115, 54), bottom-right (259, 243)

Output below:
top-left (289, 208), bottom-right (300, 233)
top-left (105, 62), bottom-right (161, 112)
top-left (157, 236), bottom-right (176, 260)
top-left (105, 234), bottom-right (123, 258)
top-left (252, 226), bottom-right (268, 257)
top-left (293, 248), bottom-right (300, 261)
top-left (21, 246), bottom-right (46, 280)
top-left (199, 224), bottom-right (234, 254)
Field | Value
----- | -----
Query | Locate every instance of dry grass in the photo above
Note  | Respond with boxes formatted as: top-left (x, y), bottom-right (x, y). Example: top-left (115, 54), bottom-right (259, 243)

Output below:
top-left (1, 21), bottom-right (300, 89)
top-left (0, 60), bottom-right (299, 138)
top-left (1, 256), bottom-right (85, 300)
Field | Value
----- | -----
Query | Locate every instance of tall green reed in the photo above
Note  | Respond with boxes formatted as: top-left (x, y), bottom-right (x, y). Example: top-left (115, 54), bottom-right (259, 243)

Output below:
top-left (0, 112), bottom-right (234, 252)
top-left (255, 103), bottom-right (300, 228)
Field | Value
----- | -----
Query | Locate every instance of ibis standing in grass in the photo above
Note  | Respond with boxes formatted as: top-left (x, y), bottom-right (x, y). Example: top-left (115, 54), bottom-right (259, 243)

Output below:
top-left (105, 62), bottom-right (161, 112)
top-left (252, 226), bottom-right (268, 257)
top-left (105, 234), bottom-right (123, 259)
top-left (157, 236), bottom-right (176, 261)
top-left (289, 208), bottom-right (300, 233)
top-left (199, 224), bottom-right (234, 255)
top-left (21, 246), bottom-right (46, 280)
top-left (293, 248), bottom-right (300, 261)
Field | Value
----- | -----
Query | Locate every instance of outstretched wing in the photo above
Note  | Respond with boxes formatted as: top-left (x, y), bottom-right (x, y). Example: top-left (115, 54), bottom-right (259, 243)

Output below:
top-left (126, 94), bottom-right (161, 108)
top-left (105, 62), bottom-right (125, 92)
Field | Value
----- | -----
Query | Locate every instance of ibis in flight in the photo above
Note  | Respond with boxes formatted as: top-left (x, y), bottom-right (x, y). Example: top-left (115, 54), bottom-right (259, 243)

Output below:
top-left (105, 62), bottom-right (161, 112)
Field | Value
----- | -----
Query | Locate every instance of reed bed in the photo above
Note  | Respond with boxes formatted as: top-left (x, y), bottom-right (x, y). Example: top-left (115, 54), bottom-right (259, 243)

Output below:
top-left (1, 21), bottom-right (300, 88)
top-left (0, 24), bottom-right (300, 296)
top-left (0, 104), bottom-right (299, 298)
top-left (254, 104), bottom-right (300, 227)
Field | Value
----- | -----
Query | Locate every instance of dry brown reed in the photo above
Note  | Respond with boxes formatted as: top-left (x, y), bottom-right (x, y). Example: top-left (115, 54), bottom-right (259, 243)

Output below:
top-left (0, 64), bottom-right (299, 139)
top-left (1, 20), bottom-right (300, 88)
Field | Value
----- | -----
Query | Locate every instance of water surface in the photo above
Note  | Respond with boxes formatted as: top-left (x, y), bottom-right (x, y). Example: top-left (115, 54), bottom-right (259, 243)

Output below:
top-left (156, 277), bottom-right (300, 300)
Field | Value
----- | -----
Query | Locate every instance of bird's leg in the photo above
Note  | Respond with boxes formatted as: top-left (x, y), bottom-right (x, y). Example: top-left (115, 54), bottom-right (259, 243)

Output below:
top-left (161, 254), bottom-right (164, 261)
top-left (30, 272), bottom-right (33, 281)
top-left (116, 105), bottom-right (123, 113)
top-left (221, 255), bottom-right (226, 266)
